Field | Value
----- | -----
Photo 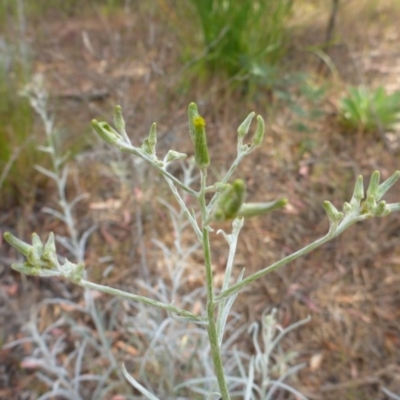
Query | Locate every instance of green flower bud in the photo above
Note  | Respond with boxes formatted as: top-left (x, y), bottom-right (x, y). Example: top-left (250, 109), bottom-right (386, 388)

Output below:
top-left (188, 102), bottom-right (199, 142)
top-left (92, 120), bottom-right (121, 145)
top-left (364, 193), bottom-right (376, 212)
top-left (351, 175), bottom-right (364, 203)
top-left (141, 139), bottom-right (151, 154)
top-left (374, 200), bottom-right (390, 217)
top-left (237, 198), bottom-right (288, 218)
top-left (4, 232), bottom-right (33, 258)
top-left (32, 232), bottom-right (44, 253)
top-left (252, 115), bottom-right (265, 147)
top-left (66, 261), bottom-right (85, 284)
top-left (26, 246), bottom-right (42, 266)
top-left (142, 123), bottom-right (157, 156)
top-left (43, 232), bottom-right (56, 254)
top-left (113, 105), bottom-right (125, 134)
top-left (148, 123), bottom-right (157, 148)
top-left (164, 149), bottom-right (187, 164)
top-left (213, 179), bottom-right (246, 221)
top-left (193, 115), bottom-right (210, 170)
top-left (237, 112), bottom-right (255, 138)
top-left (323, 201), bottom-right (344, 223)
top-left (366, 170), bottom-right (380, 197)
top-left (377, 170), bottom-right (400, 201)
top-left (12, 261), bottom-right (41, 276)
top-left (42, 232), bottom-right (58, 266)
top-left (343, 202), bottom-right (353, 214)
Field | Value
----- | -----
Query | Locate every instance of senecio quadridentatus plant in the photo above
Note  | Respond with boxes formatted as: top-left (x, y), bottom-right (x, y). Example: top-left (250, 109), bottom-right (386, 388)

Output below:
top-left (4, 103), bottom-right (400, 400)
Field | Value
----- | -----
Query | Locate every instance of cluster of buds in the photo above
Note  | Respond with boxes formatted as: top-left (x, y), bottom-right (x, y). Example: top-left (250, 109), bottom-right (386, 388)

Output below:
top-left (3, 232), bottom-right (85, 283)
top-left (92, 106), bottom-right (188, 168)
top-left (323, 170), bottom-right (400, 235)
top-left (236, 109), bottom-right (265, 151)
top-left (92, 102), bottom-right (266, 172)
top-left (92, 103), bottom-right (287, 223)
top-left (212, 179), bottom-right (247, 221)
top-left (187, 102), bottom-right (266, 171)
top-left (91, 104), bottom-right (400, 232)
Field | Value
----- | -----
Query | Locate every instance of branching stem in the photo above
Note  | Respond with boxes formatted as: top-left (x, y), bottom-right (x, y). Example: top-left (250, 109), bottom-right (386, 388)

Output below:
top-left (199, 170), bottom-right (231, 400)
top-left (79, 280), bottom-right (204, 323)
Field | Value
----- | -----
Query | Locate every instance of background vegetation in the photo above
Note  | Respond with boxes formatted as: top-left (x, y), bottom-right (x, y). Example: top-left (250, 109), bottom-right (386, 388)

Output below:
top-left (1, 0), bottom-right (400, 399)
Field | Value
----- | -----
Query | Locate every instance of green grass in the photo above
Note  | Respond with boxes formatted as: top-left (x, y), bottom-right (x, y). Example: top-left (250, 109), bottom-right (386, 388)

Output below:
top-left (339, 86), bottom-right (400, 134)
top-left (182, 0), bottom-right (293, 81)
top-left (0, 47), bottom-right (39, 207)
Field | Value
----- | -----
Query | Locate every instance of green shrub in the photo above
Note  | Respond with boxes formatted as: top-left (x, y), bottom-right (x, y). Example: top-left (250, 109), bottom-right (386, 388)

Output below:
top-left (339, 86), bottom-right (400, 134)
top-left (185, 0), bottom-right (293, 80)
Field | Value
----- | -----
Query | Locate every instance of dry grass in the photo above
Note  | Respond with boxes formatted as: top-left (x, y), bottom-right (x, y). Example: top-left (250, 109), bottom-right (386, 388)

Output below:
top-left (1, 1), bottom-right (400, 399)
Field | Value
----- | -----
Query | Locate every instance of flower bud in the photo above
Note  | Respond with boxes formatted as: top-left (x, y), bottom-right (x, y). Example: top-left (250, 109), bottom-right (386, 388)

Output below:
top-left (343, 202), bottom-right (353, 214)
top-left (42, 233), bottom-right (58, 266)
top-left (113, 105), bottom-right (125, 135)
top-left (92, 120), bottom-right (121, 145)
top-left (252, 115), bottom-right (265, 147)
top-left (366, 170), bottom-right (380, 197)
top-left (4, 232), bottom-right (33, 258)
top-left (164, 150), bottom-right (187, 164)
top-left (364, 193), bottom-right (376, 212)
top-left (32, 232), bottom-right (44, 253)
top-left (237, 112), bottom-right (255, 138)
top-left (351, 175), bottom-right (364, 203)
top-left (377, 170), bottom-right (400, 201)
top-left (237, 198), bottom-right (288, 218)
top-left (323, 201), bottom-right (344, 223)
top-left (148, 122), bottom-right (157, 147)
top-left (188, 102), bottom-right (199, 142)
top-left (12, 261), bottom-right (41, 276)
top-left (213, 179), bottom-right (246, 221)
top-left (142, 123), bottom-right (157, 156)
top-left (374, 200), bottom-right (390, 217)
top-left (193, 115), bottom-right (210, 170)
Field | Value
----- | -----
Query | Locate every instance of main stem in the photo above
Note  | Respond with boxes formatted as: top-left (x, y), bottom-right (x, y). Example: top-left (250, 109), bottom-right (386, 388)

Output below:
top-left (199, 171), bottom-right (230, 400)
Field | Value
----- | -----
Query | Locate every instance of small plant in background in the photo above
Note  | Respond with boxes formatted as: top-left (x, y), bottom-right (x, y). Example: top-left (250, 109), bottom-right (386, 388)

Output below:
top-left (3, 76), bottom-right (134, 399)
top-left (0, 1), bottom-right (38, 207)
top-left (18, 75), bottom-right (97, 266)
top-left (338, 85), bottom-right (400, 134)
top-left (0, 56), bottom-right (36, 206)
top-left (178, 0), bottom-right (293, 81)
top-left (4, 96), bottom-right (400, 399)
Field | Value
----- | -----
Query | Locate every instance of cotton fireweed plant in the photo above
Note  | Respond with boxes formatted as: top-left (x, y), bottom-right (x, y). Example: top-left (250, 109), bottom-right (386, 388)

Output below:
top-left (4, 102), bottom-right (400, 400)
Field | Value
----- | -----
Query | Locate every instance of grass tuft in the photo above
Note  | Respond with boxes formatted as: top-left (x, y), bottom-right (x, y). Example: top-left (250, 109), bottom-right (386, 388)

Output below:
top-left (339, 86), bottom-right (400, 134)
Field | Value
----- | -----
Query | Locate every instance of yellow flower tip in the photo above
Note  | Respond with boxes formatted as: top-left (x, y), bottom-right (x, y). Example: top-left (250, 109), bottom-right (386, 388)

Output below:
top-left (193, 115), bottom-right (206, 128)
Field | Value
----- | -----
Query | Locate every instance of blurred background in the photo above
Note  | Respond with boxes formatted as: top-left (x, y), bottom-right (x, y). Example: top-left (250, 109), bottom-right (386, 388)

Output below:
top-left (0, 0), bottom-right (400, 399)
